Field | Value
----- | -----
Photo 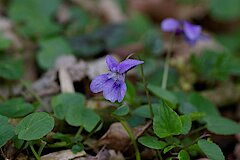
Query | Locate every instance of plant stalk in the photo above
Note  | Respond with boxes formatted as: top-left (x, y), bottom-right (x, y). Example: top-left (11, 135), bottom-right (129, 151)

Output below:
top-left (139, 57), bottom-right (154, 119)
top-left (161, 34), bottom-right (175, 89)
top-left (30, 144), bottom-right (41, 160)
top-left (114, 115), bottom-right (141, 160)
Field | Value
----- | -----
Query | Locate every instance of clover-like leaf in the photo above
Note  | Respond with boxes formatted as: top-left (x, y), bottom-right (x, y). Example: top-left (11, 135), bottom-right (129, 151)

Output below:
top-left (0, 59), bottom-right (24, 80)
top-left (15, 112), bottom-right (54, 140)
top-left (37, 37), bottom-right (73, 70)
top-left (0, 115), bottom-right (15, 147)
top-left (0, 98), bottom-right (35, 118)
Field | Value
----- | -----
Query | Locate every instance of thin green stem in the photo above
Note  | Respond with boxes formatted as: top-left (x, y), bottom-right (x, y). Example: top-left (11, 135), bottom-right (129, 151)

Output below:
top-left (20, 80), bottom-right (49, 112)
top-left (38, 140), bottom-right (47, 156)
top-left (139, 57), bottom-right (154, 119)
top-left (183, 133), bottom-right (210, 149)
top-left (156, 149), bottom-right (163, 160)
top-left (161, 34), bottom-right (175, 89)
top-left (30, 144), bottom-right (41, 160)
top-left (75, 126), bottom-right (83, 138)
top-left (114, 115), bottom-right (141, 160)
top-left (188, 125), bottom-right (207, 135)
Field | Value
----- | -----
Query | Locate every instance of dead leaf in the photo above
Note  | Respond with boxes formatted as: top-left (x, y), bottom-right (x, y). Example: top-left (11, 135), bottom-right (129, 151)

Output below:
top-left (109, 150), bottom-right (125, 160)
top-left (98, 122), bottom-right (130, 151)
top-left (41, 149), bottom-right (86, 160)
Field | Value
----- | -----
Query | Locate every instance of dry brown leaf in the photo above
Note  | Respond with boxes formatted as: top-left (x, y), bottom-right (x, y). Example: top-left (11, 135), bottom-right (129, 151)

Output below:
top-left (234, 144), bottom-right (240, 160)
top-left (97, 122), bottom-right (130, 151)
top-left (41, 149), bottom-right (86, 160)
top-left (109, 150), bottom-right (125, 160)
top-left (99, 0), bottom-right (125, 23)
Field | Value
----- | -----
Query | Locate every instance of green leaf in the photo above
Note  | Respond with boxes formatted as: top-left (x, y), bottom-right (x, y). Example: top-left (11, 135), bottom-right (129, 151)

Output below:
top-left (0, 59), bottom-right (24, 80)
top-left (180, 115), bottom-right (192, 135)
top-left (198, 139), bottom-right (224, 160)
top-left (51, 93), bottom-right (85, 120)
top-left (178, 150), bottom-right (190, 160)
top-left (15, 112), bottom-right (54, 140)
top-left (153, 101), bottom-right (182, 138)
top-left (148, 84), bottom-right (178, 108)
top-left (51, 93), bottom-right (100, 132)
top-left (163, 145), bottom-right (175, 154)
top-left (132, 103), bottom-right (159, 119)
top-left (124, 80), bottom-right (136, 104)
top-left (188, 93), bottom-right (220, 117)
top-left (0, 98), bottom-right (35, 118)
top-left (190, 50), bottom-right (231, 81)
top-left (9, 0), bottom-right (61, 37)
top-left (71, 144), bottom-right (84, 154)
top-left (0, 115), bottom-right (15, 147)
top-left (144, 29), bottom-right (163, 56)
top-left (205, 116), bottom-right (240, 135)
top-left (189, 112), bottom-right (205, 121)
top-left (0, 34), bottom-right (12, 50)
top-left (37, 37), bottom-right (73, 70)
top-left (138, 136), bottom-right (167, 149)
top-left (210, 0), bottom-right (240, 21)
top-left (66, 106), bottom-right (100, 132)
top-left (113, 105), bottom-right (129, 116)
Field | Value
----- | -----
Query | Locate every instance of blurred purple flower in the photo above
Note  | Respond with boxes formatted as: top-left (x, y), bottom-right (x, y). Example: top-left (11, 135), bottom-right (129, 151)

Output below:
top-left (161, 18), bottom-right (204, 45)
top-left (90, 55), bottom-right (144, 103)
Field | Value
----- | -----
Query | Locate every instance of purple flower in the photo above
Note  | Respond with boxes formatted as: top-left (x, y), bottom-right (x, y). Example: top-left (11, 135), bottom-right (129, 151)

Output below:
top-left (161, 18), bottom-right (204, 45)
top-left (90, 55), bottom-right (144, 103)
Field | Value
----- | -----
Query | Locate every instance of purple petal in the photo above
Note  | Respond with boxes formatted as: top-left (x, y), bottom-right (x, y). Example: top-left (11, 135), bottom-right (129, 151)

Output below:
top-left (106, 55), bottom-right (118, 72)
top-left (103, 79), bottom-right (127, 103)
top-left (161, 18), bottom-right (180, 32)
top-left (118, 81), bottom-right (126, 102)
top-left (118, 59), bottom-right (144, 74)
top-left (90, 74), bottom-right (109, 93)
top-left (183, 21), bottom-right (202, 41)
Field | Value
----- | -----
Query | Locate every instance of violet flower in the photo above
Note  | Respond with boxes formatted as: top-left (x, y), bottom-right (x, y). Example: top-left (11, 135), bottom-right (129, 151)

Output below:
top-left (161, 18), bottom-right (204, 45)
top-left (90, 55), bottom-right (144, 103)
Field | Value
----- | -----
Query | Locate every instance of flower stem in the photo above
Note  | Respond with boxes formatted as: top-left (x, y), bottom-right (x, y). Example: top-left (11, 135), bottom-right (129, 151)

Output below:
top-left (114, 115), bottom-right (141, 160)
top-left (139, 57), bottom-right (154, 119)
top-left (30, 144), bottom-right (41, 160)
top-left (161, 34), bottom-right (175, 89)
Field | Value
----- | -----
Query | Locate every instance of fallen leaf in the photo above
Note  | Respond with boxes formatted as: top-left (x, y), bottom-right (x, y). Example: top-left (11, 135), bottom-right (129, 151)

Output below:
top-left (98, 122), bottom-right (130, 151)
top-left (41, 149), bottom-right (86, 160)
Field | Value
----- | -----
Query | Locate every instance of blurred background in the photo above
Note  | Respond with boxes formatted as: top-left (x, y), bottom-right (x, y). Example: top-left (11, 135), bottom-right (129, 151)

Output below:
top-left (0, 0), bottom-right (240, 159)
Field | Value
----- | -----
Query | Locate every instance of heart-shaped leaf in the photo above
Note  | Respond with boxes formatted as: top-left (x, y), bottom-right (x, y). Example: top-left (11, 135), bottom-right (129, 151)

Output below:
top-left (153, 100), bottom-right (182, 138)
top-left (0, 115), bottom-right (15, 147)
top-left (15, 112), bottom-right (54, 140)
top-left (0, 98), bottom-right (35, 118)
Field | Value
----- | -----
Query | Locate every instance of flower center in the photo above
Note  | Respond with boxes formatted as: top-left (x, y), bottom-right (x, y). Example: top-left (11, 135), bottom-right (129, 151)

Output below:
top-left (108, 71), bottom-right (125, 83)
